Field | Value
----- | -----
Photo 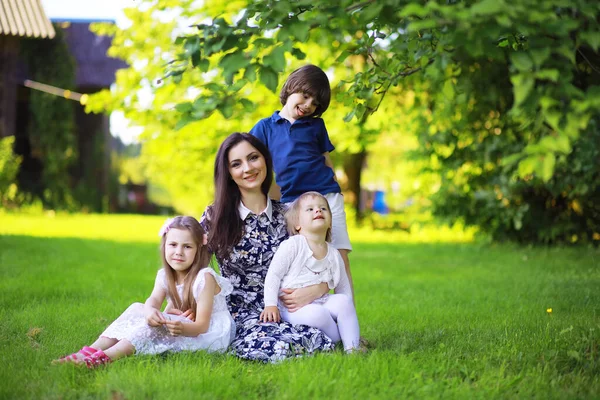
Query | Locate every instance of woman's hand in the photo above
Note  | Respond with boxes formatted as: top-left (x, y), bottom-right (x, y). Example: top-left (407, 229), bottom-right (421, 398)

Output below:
top-left (144, 306), bottom-right (166, 327)
top-left (279, 283), bottom-right (329, 312)
top-left (260, 306), bottom-right (281, 323)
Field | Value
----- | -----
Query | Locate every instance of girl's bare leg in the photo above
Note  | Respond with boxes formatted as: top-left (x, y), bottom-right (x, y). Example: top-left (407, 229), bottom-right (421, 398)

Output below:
top-left (102, 339), bottom-right (135, 361)
top-left (90, 336), bottom-right (119, 351)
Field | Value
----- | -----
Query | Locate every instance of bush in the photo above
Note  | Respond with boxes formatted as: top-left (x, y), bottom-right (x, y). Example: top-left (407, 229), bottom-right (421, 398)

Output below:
top-left (0, 136), bottom-right (22, 207)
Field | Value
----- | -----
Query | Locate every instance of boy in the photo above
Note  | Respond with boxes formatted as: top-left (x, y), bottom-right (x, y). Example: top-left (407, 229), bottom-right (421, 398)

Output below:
top-left (250, 64), bottom-right (354, 292)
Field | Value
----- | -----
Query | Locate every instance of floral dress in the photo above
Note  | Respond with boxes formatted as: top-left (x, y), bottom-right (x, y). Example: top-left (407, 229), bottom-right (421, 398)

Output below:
top-left (201, 200), bottom-right (334, 363)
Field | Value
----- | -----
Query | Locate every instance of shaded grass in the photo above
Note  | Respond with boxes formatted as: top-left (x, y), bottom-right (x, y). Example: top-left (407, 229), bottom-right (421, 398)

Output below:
top-left (0, 214), bottom-right (599, 399)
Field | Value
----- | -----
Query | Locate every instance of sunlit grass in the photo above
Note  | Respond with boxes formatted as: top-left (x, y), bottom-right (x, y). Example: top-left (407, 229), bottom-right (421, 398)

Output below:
top-left (1, 211), bottom-right (476, 244)
top-left (0, 212), bottom-right (166, 242)
top-left (0, 212), bottom-right (598, 399)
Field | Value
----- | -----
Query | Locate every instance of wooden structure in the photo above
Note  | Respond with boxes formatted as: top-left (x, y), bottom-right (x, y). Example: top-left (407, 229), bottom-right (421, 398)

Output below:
top-left (0, 0), bottom-right (54, 138)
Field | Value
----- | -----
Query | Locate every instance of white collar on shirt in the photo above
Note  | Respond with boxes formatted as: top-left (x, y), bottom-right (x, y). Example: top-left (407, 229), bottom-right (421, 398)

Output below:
top-left (238, 197), bottom-right (273, 221)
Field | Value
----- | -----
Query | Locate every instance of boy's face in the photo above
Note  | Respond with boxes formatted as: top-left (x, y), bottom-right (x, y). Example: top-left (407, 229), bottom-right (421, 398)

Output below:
top-left (282, 92), bottom-right (318, 120)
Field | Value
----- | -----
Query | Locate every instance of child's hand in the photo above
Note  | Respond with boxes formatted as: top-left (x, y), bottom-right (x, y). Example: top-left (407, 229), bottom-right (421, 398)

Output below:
top-left (145, 307), bottom-right (166, 327)
top-left (164, 320), bottom-right (184, 336)
top-left (166, 308), bottom-right (196, 321)
top-left (260, 306), bottom-right (281, 323)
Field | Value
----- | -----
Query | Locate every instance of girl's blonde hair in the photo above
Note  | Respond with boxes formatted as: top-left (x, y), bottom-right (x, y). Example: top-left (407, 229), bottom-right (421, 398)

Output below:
top-left (159, 216), bottom-right (210, 312)
top-left (285, 191), bottom-right (332, 242)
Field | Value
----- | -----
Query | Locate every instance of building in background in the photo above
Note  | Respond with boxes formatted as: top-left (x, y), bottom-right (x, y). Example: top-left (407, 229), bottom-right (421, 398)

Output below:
top-left (0, 0), bottom-right (127, 211)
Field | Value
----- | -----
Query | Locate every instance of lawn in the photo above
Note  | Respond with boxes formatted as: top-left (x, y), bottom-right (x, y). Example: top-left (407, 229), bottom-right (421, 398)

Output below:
top-left (0, 213), bottom-right (599, 399)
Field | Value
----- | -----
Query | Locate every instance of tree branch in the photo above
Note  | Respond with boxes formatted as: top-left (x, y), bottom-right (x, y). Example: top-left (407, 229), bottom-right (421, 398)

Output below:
top-left (577, 48), bottom-right (600, 74)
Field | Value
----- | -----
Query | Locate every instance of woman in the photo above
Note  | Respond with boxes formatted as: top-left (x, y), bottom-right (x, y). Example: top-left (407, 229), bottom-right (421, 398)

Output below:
top-left (201, 132), bottom-right (334, 362)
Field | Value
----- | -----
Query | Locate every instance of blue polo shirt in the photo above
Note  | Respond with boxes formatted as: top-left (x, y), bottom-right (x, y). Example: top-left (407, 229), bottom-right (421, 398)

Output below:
top-left (250, 111), bottom-right (341, 203)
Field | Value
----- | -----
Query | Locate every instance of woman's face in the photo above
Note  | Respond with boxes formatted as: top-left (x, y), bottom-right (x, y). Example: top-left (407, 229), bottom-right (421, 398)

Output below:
top-left (227, 140), bottom-right (267, 194)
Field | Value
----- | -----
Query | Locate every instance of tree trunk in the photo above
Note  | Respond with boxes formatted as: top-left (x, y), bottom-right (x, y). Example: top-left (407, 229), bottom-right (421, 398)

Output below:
top-left (343, 150), bottom-right (367, 223)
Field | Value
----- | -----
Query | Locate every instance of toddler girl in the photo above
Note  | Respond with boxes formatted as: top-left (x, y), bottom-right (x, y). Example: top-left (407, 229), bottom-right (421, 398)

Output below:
top-left (259, 192), bottom-right (361, 353)
top-left (53, 216), bottom-right (235, 368)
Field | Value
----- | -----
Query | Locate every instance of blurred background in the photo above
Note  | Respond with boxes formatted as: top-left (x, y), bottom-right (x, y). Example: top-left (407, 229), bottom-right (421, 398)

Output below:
top-left (1, 0), bottom-right (598, 245)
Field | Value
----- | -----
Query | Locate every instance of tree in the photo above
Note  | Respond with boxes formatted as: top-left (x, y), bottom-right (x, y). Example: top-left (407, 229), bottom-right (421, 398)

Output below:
top-left (87, 0), bottom-right (600, 241)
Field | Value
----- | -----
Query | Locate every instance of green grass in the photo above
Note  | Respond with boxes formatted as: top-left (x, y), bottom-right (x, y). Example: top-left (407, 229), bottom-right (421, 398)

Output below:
top-left (0, 213), bottom-right (599, 399)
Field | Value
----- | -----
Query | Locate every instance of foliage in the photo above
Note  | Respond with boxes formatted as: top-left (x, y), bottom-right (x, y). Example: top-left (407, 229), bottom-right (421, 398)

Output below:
top-left (20, 27), bottom-right (78, 209)
top-left (167, 0), bottom-right (600, 184)
top-left (0, 136), bottom-right (22, 206)
top-left (86, 0), bottom-right (599, 242)
top-left (1, 214), bottom-right (599, 398)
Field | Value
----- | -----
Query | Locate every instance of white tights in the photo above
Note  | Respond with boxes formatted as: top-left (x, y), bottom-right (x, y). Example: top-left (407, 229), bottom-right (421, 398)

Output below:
top-left (280, 294), bottom-right (360, 351)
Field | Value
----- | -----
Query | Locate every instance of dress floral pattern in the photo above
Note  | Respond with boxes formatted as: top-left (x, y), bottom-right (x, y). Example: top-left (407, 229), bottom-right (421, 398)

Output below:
top-left (201, 200), bottom-right (334, 363)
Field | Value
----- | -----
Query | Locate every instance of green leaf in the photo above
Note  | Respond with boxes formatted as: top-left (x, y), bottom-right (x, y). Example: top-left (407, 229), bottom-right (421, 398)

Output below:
top-left (175, 116), bottom-right (192, 131)
top-left (470, 0), bottom-right (504, 16)
top-left (399, 3), bottom-right (429, 18)
top-left (511, 74), bottom-right (534, 106)
top-left (219, 51), bottom-right (250, 78)
top-left (184, 36), bottom-right (200, 57)
top-left (443, 79), bottom-right (455, 100)
top-left (343, 109), bottom-right (356, 122)
top-left (501, 153), bottom-right (522, 167)
top-left (495, 15), bottom-right (511, 27)
top-left (289, 21), bottom-right (310, 42)
top-left (175, 102), bottom-right (193, 113)
top-left (358, 3), bottom-right (384, 23)
top-left (580, 31), bottom-right (600, 52)
top-left (335, 50), bottom-right (351, 63)
top-left (529, 48), bottom-right (550, 67)
top-left (544, 110), bottom-right (561, 131)
top-left (243, 64), bottom-right (257, 82)
top-left (259, 66), bottom-right (279, 92)
top-left (510, 52), bottom-right (533, 71)
top-left (554, 45), bottom-right (576, 64)
top-left (253, 38), bottom-right (274, 48)
top-left (218, 101), bottom-right (234, 119)
top-left (535, 69), bottom-right (559, 82)
top-left (239, 98), bottom-right (254, 112)
top-left (291, 47), bottom-right (306, 61)
top-left (197, 58), bottom-right (210, 72)
top-left (540, 154), bottom-right (556, 182)
top-left (263, 46), bottom-right (286, 72)
top-left (407, 19), bottom-right (437, 32)
top-left (555, 135), bottom-right (571, 154)
top-left (518, 156), bottom-right (537, 177)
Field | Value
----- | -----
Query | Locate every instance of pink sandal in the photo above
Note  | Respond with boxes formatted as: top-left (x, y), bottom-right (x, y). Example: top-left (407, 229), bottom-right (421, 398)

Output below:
top-left (52, 346), bottom-right (97, 365)
top-left (84, 349), bottom-right (112, 369)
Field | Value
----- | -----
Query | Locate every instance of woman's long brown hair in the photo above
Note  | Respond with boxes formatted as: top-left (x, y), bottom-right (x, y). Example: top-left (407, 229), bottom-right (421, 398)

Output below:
top-left (159, 216), bottom-right (211, 312)
top-left (207, 133), bottom-right (273, 260)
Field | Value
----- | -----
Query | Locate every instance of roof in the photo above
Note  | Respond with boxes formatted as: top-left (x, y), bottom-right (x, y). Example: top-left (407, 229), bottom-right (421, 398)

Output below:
top-left (62, 22), bottom-right (127, 88)
top-left (0, 0), bottom-right (55, 39)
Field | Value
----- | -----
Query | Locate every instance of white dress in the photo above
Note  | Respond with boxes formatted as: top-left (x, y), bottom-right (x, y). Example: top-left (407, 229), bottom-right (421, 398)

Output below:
top-left (100, 268), bottom-right (235, 355)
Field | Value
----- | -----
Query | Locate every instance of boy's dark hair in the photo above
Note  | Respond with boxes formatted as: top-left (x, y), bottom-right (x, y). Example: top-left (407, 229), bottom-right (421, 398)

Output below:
top-left (279, 64), bottom-right (331, 117)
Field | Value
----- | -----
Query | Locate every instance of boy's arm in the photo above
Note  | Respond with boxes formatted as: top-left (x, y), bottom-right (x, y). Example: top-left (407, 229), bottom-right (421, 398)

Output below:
top-left (322, 152), bottom-right (337, 181)
top-left (269, 179), bottom-right (282, 201)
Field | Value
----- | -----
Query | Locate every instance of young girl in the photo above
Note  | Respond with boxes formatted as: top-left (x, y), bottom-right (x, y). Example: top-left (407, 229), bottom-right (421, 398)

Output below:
top-left (53, 216), bottom-right (235, 368)
top-left (259, 192), bottom-right (361, 353)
